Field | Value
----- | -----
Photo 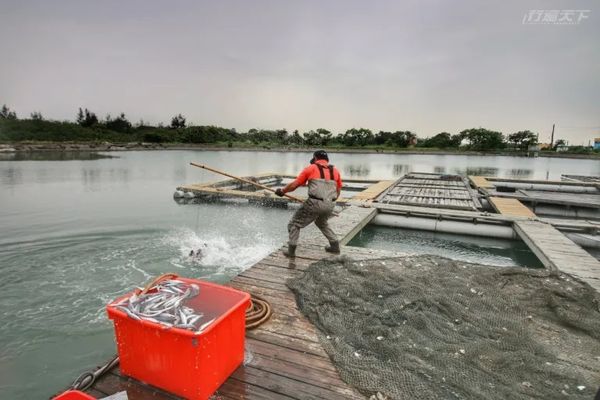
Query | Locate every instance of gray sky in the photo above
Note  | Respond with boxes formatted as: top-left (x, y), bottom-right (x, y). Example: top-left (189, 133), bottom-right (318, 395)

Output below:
top-left (1, 0), bottom-right (598, 144)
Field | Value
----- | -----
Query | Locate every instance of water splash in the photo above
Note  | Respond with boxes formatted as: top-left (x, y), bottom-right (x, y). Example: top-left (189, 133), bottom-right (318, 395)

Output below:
top-left (162, 227), bottom-right (280, 273)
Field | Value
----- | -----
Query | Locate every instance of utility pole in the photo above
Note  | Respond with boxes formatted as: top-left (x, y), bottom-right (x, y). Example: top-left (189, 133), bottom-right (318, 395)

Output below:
top-left (550, 124), bottom-right (555, 148)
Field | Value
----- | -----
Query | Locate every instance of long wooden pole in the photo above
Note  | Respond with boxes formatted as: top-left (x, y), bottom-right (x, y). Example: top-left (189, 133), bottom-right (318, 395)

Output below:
top-left (190, 162), bottom-right (304, 203)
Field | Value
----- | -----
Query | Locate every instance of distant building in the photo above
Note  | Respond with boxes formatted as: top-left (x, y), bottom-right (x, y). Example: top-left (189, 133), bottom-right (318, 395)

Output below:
top-left (556, 144), bottom-right (569, 152)
top-left (538, 143), bottom-right (551, 150)
top-left (594, 138), bottom-right (600, 150)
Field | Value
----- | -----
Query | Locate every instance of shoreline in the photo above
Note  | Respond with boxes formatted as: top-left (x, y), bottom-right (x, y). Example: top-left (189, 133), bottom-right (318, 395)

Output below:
top-left (0, 141), bottom-right (599, 160)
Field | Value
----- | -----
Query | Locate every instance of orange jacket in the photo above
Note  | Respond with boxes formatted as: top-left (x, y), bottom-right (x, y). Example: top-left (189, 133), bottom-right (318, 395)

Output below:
top-left (294, 159), bottom-right (342, 190)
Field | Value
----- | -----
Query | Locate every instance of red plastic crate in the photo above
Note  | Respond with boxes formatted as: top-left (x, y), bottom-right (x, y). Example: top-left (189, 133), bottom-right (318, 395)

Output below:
top-left (53, 390), bottom-right (96, 400)
top-left (107, 278), bottom-right (250, 400)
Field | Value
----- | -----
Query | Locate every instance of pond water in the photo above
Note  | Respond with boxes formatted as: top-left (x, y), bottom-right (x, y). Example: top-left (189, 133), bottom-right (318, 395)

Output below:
top-left (349, 226), bottom-right (544, 268)
top-left (0, 150), bottom-right (598, 399)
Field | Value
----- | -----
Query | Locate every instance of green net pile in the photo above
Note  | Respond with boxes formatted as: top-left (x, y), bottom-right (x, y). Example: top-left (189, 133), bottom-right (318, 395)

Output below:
top-left (287, 255), bottom-right (600, 400)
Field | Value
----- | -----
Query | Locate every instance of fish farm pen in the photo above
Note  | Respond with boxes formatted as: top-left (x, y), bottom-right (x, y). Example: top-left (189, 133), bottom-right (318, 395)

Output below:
top-left (65, 172), bottom-right (600, 399)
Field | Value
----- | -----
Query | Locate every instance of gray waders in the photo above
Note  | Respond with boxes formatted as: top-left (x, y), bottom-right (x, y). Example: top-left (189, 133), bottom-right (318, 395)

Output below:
top-left (286, 164), bottom-right (340, 256)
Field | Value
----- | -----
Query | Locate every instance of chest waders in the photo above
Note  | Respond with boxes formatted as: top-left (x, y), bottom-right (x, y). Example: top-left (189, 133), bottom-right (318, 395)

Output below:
top-left (284, 164), bottom-right (340, 257)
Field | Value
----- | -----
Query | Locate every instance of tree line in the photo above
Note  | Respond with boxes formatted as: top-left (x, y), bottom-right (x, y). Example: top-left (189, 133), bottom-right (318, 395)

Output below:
top-left (0, 104), bottom-right (584, 152)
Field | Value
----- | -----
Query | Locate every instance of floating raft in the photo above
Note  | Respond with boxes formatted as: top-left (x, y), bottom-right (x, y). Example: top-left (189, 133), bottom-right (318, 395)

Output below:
top-left (377, 173), bottom-right (482, 211)
top-left (470, 176), bottom-right (600, 209)
top-left (562, 174), bottom-right (600, 184)
top-left (175, 173), bottom-right (395, 205)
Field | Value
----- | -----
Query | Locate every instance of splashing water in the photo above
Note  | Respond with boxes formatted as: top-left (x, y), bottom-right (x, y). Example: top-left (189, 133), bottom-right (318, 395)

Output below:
top-left (162, 227), bottom-right (280, 276)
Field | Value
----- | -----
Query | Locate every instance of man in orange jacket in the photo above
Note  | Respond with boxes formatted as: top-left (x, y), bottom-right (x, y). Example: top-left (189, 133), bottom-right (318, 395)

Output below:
top-left (275, 150), bottom-right (342, 257)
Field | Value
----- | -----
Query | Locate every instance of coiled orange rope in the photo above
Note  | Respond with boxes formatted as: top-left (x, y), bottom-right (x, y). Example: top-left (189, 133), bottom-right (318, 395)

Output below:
top-left (246, 294), bottom-right (272, 330)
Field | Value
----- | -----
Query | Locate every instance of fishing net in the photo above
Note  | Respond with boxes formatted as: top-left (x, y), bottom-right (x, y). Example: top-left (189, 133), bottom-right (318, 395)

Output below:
top-left (287, 255), bottom-right (600, 400)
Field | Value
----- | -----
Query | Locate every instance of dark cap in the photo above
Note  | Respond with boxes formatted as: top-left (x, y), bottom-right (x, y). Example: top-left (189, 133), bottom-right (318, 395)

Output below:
top-left (310, 150), bottom-right (329, 164)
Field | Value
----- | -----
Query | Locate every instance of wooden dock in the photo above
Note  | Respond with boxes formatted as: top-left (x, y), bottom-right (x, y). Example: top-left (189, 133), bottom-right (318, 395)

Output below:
top-left (84, 245), bottom-right (391, 399)
top-left (488, 197), bottom-right (536, 218)
top-left (82, 205), bottom-right (393, 400)
top-left (514, 221), bottom-right (600, 291)
top-left (351, 180), bottom-right (396, 202)
top-left (468, 175), bottom-right (494, 189)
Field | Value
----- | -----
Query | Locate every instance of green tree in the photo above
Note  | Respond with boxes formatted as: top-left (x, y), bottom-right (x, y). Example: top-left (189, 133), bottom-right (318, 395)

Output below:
top-left (171, 114), bottom-right (186, 129)
top-left (460, 128), bottom-right (505, 151)
top-left (341, 128), bottom-right (374, 146)
top-left (105, 112), bottom-right (132, 133)
top-left (76, 108), bottom-right (98, 127)
top-left (421, 132), bottom-right (457, 148)
top-left (182, 125), bottom-right (236, 143)
top-left (30, 111), bottom-right (43, 121)
top-left (508, 130), bottom-right (537, 150)
top-left (303, 128), bottom-right (332, 146)
top-left (0, 104), bottom-right (17, 119)
top-left (287, 130), bottom-right (303, 145)
top-left (553, 139), bottom-right (566, 150)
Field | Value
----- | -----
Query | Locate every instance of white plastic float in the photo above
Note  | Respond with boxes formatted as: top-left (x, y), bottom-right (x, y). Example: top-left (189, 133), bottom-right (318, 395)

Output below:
top-left (372, 213), bottom-right (599, 248)
top-left (372, 214), bottom-right (517, 239)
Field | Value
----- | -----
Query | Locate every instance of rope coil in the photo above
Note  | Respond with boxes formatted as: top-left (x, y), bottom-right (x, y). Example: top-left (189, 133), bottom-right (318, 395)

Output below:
top-left (246, 294), bottom-right (272, 330)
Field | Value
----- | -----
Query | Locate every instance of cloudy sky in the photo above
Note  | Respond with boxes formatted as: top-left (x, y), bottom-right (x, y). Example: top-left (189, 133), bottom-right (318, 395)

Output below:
top-left (1, 0), bottom-right (598, 143)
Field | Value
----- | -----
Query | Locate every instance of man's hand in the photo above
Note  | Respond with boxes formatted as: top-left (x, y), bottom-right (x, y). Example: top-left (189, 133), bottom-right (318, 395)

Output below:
top-left (275, 188), bottom-right (285, 197)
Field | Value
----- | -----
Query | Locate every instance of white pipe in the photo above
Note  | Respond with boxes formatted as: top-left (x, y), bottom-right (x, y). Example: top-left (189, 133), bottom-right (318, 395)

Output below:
top-left (372, 214), bottom-right (517, 239)
top-left (183, 191), bottom-right (196, 199)
top-left (492, 182), bottom-right (597, 193)
top-left (173, 190), bottom-right (185, 198)
top-left (529, 205), bottom-right (600, 219)
top-left (565, 233), bottom-right (600, 249)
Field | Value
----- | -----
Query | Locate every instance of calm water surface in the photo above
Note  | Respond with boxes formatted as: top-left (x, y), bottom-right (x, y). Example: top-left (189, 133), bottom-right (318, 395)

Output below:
top-left (0, 150), bottom-right (598, 399)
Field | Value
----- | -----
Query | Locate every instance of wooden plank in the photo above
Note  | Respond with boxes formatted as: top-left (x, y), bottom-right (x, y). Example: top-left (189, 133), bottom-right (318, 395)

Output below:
top-left (352, 180), bottom-right (396, 201)
top-left (489, 197), bottom-right (536, 218)
top-left (489, 189), bottom-right (600, 209)
top-left (300, 205), bottom-right (377, 246)
top-left (491, 176), bottom-right (599, 187)
top-left (230, 365), bottom-right (359, 400)
top-left (93, 370), bottom-right (182, 400)
top-left (514, 221), bottom-right (600, 292)
top-left (216, 378), bottom-right (296, 399)
top-left (469, 175), bottom-right (494, 189)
